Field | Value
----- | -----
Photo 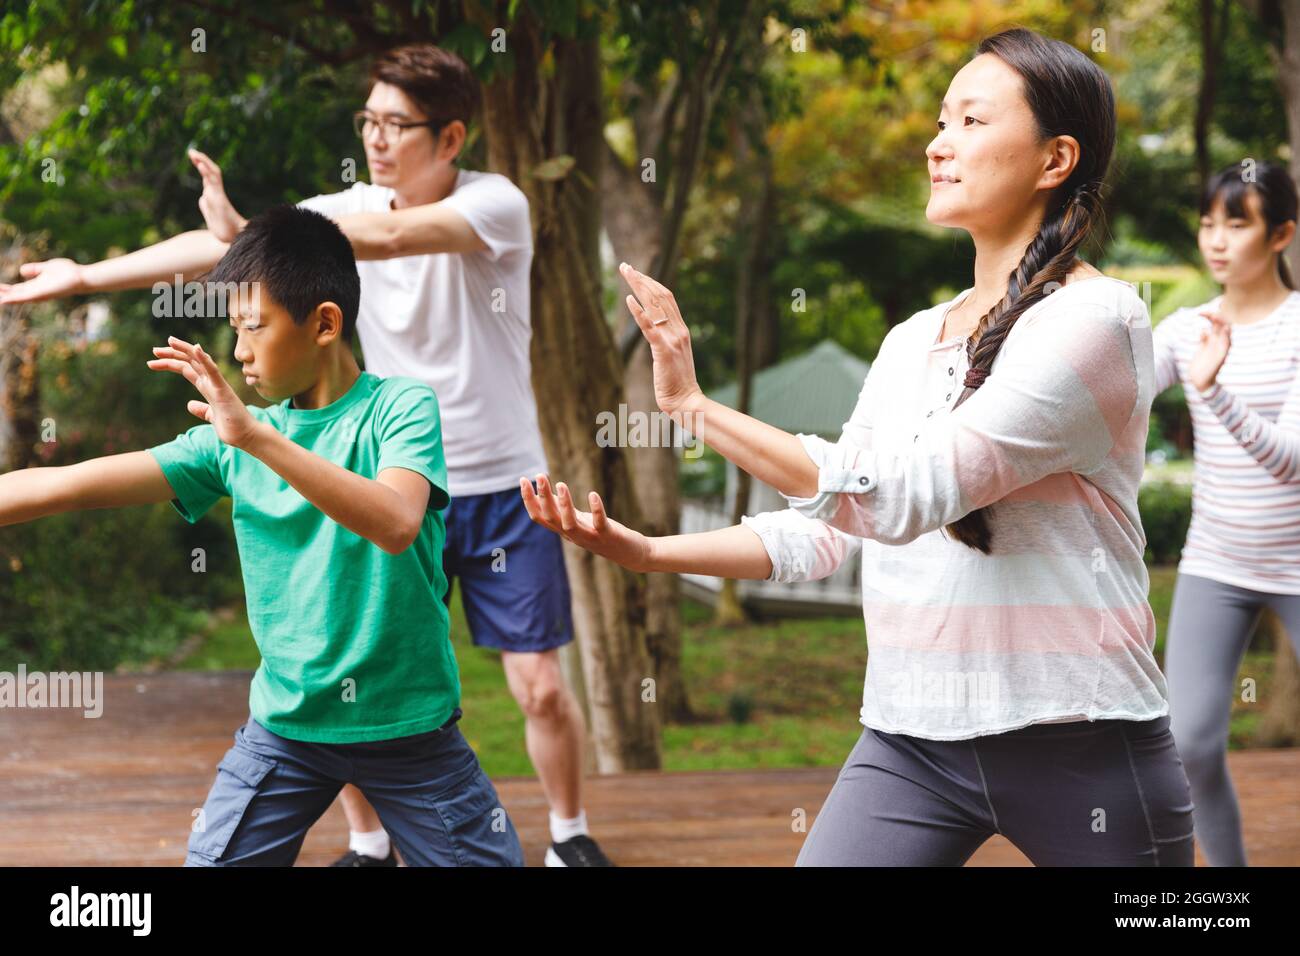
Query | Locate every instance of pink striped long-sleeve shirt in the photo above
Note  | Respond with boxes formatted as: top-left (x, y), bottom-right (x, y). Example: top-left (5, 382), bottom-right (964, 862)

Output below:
top-left (740, 276), bottom-right (1167, 740)
top-left (1152, 291), bottom-right (1300, 594)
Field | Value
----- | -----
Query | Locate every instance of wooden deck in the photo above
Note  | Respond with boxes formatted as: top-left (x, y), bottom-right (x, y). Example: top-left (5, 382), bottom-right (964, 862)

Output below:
top-left (2, 671), bottom-right (1297, 866)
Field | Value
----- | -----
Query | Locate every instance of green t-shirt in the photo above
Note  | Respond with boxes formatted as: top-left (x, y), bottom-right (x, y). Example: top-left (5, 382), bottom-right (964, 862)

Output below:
top-left (148, 371), bottom-right (458, 743)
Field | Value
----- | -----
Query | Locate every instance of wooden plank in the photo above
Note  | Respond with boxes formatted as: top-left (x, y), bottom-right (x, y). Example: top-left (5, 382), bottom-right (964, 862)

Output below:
top-left (1, 672), bottom-right (1296, 866)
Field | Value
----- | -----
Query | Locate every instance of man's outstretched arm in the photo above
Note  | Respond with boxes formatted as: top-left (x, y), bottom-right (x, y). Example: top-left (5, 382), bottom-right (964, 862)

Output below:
top-left (333, 204), bottom-right (488, 259)
top-left (190, 150), bottom-right (489, 260)
top-left (0, 451), bottom-right (177, 526)
top-left (0, 230), bottom-right (229, 305)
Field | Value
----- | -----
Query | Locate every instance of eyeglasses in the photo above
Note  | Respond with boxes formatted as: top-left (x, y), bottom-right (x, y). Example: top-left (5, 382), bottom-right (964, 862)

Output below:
top-left (352, 111), bottom-right (445, 144)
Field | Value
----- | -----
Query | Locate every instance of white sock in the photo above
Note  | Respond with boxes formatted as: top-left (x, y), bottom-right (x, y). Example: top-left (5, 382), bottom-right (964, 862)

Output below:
top-left (550, 809), bottom-right (589, 844)
top-left (349, 827), bottom-right (390, 860)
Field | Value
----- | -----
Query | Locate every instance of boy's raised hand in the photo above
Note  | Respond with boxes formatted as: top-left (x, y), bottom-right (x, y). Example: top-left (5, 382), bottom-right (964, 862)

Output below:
top-left (520, 474), bottom-right (653, 573)
top-left (148, 336), bottom-right (260, 448)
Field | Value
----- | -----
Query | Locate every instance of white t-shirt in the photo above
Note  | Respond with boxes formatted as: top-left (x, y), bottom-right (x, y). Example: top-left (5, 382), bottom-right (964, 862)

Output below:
top-left (298, 169), bottom-right (548, 497)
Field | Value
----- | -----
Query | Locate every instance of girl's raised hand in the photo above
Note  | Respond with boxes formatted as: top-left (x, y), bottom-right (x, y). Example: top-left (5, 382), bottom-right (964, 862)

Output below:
top-left (1189, 308), bottom-right (1232, 392)
top-left (520, 474), bottom-right (653, 573)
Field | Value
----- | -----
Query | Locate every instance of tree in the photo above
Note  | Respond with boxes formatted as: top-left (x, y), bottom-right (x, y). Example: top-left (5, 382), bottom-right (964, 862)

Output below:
top-left (1, 0), bottom-right (664, 768)
top-left (0, 233), bottom-right (41, 473)
top-left (599, 0), bottom-right (762, 715)
top-left (464, 1), bottom-right (664, 768)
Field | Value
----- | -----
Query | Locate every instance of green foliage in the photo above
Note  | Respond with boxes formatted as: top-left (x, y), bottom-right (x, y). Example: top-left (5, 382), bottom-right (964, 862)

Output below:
top-left (0, 502), bottom-right (233, 671)
top-left (1139, 480), bottom-right (1193, 566)
top-left (0, 298), bottom-right (245, 671)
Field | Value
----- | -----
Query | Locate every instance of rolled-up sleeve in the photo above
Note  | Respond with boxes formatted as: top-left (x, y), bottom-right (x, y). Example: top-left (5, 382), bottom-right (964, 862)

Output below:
top-left (783, 299), bottom-right (1144, 545)
top-left (740, 509), bottom-right (862, 584)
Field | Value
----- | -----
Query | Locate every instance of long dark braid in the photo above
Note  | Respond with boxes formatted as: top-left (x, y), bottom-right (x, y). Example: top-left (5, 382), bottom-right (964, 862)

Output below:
top-left (942, 28), bottom-right (1117, 555)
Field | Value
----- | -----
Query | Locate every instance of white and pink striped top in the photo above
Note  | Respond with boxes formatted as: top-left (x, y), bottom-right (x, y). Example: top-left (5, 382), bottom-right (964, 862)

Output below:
top-left (740, 276), bottom-right (1168, 740)
top-left (1152, 291), bottom-right (1300, 595)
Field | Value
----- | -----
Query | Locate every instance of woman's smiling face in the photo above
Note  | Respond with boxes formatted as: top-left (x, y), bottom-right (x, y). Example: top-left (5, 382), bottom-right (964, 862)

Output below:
top-left (925, 53), bottom-right (1055, 234)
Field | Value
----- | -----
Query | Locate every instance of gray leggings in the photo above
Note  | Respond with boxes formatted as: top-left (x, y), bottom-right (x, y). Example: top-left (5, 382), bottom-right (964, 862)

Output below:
top-left (1164, 571), bottom-right (1300, 867)
top-left (796, 714), bottom-right (1195, 866)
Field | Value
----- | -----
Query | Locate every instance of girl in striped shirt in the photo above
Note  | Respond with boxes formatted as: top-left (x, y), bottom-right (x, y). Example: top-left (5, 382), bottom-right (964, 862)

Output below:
top-left (522, 28), bottom-right (1194, 865)
top-left (1154, 161), bottom-right (1300, 866)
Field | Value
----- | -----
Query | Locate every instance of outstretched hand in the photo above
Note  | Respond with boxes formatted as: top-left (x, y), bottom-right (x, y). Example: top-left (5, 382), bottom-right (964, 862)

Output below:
top-left (147, 336), bottom-right (261, 448)
top-left (189, 148), bottom-right (248, 243)
top-left (519, 474), bottom-right (653, 573)
top-left (1189, 308), bottom-right (1232, 392)
top-left (0, 258), bottom-right (85, 305)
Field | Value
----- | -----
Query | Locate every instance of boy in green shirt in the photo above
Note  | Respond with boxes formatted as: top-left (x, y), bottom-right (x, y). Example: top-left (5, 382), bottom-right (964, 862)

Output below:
top-left (0, 205), bottom-right (524, 866)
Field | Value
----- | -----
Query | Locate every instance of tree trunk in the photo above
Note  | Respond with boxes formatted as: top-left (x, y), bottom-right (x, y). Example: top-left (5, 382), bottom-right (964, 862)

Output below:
top-left (1281, 0), bottom-right (1300, 286)
top-left (471, 5), bottom-right (661, 769)
top-left (1194, 0), bottom-right (1230, 190)
top-left (1243, 0), bottom-right (1300, 284)
top-left (600, 7), bottom-right (759, 713)
top-left (623, 352), bottom-right (692, 719)
top-left (716, 78), bottom-right (776, 627)
top-left (0, 239), bottom-right (40, 473)
top-left (1244, 0), bottom-right (1300, 743)
top-left (602, 135), bottom-right (693, 721)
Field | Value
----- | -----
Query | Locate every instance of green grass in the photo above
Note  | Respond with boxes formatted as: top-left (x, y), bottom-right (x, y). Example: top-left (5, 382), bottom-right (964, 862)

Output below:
top-left (172, 564), bottom-right (1272, 777)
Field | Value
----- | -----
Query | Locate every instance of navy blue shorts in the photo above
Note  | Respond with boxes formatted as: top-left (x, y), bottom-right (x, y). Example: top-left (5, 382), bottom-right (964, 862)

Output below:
top-left (442, 486), bottom-right (574, 653)
top-left (184, 710), bottom-right (525, 867)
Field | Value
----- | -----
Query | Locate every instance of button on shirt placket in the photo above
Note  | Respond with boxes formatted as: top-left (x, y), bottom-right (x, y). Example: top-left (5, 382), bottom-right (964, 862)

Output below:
top-left (916, 339), bottom-right (964, 442)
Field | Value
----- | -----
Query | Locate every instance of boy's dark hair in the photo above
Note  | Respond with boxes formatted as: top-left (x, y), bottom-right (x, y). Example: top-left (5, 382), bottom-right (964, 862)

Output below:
top-left (370, 43), bottom-right (480, 128)
top-left (205, 205), bottom-right (360, 339)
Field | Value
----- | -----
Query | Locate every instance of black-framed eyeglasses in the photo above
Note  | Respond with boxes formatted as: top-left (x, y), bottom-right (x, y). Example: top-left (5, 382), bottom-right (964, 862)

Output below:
top-left (352, 111), bottom-right (445, 143)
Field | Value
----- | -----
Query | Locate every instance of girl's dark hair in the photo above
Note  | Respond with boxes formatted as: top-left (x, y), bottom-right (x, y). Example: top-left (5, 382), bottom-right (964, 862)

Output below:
top-left (1200, 161), bottom-right (1298, 289)
top-left (943, 27), bottom-right (1117, 555)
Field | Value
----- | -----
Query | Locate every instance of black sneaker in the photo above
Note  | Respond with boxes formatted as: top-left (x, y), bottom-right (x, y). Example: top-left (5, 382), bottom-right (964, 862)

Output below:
top-left (330, 848), bottom-right (398, 867)
top-left (544, 834), bottom-right (615, 867)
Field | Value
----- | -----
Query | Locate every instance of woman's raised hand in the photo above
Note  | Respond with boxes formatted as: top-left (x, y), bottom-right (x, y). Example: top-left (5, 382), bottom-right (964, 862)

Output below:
top-left (520, 474), bottom-right (653, 573)
top-left (619, 262), bottom-right (705, 419)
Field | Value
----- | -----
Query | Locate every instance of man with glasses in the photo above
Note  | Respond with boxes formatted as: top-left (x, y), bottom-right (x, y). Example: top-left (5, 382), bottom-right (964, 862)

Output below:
top-left (0, 43), bottom-right (612, 868)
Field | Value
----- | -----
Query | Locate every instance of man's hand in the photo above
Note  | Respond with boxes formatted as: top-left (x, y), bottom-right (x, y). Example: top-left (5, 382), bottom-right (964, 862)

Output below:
top-left (147, 337), bottom-right (261, 448)
top-left (520, 473), bottom-right (653, 573)
top-left (0, 258), bottom-right (86, 304)
top-left (1190, 308), bottom-right (1232, 392)
top-left (189, 148), bottom-right (247, 243)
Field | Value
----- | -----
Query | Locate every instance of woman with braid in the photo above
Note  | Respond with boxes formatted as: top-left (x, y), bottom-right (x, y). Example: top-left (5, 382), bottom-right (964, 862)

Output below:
top-left (520, 27), bottom-right (1194, 866)
top-left (1153, 161), bottom-right (1300, 866)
